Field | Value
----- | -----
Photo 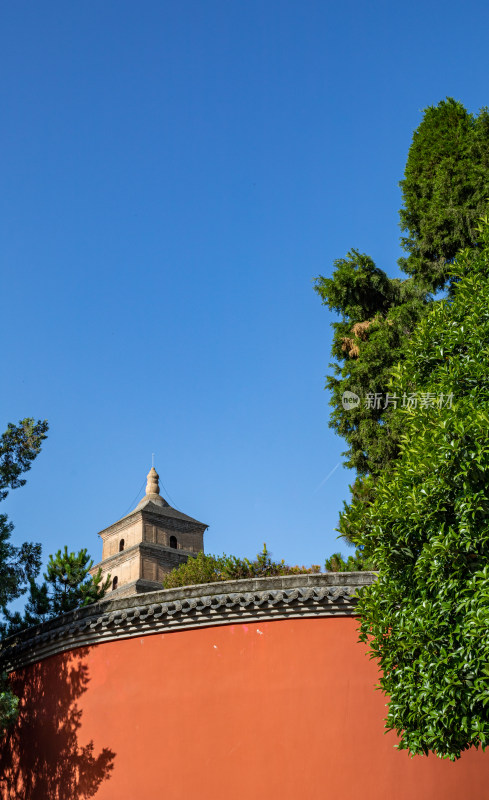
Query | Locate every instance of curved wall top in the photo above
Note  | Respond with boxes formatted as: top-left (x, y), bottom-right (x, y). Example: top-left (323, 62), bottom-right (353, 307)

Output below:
top-left (0, 572), bottom-right (374, 671)
top-left (3, 571), bottom-right (489, 800)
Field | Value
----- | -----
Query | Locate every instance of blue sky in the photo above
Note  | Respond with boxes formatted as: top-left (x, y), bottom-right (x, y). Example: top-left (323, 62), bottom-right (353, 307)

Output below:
top-left (2, 0), bottom-right (489, 574)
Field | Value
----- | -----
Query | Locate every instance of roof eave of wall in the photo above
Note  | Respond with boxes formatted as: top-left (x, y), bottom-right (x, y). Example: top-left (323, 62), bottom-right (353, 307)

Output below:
top-left (0, 572), bottom-right (376, 672)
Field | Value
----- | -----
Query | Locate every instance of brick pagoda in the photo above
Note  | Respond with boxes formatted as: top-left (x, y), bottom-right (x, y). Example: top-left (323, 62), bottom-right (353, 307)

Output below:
top-left (90, 466), bottom-right (207, 597)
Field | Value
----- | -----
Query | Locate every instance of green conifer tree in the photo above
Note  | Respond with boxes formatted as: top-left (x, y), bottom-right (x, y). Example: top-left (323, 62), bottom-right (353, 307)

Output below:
top-left (399, 98), bottom-right (489, 291)
top-left (315, 98), bottom-right (489, 546)
top-left (4, 548), bottom-right (110, 634)
top-left (0, 418), bottom-right (48, 731)
top-left (45, 547), bottom-right (110, 616)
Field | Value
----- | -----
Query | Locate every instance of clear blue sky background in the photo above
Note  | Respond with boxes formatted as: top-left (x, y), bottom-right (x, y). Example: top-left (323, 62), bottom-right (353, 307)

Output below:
top-left (2, 0), bottom-right (489, 576)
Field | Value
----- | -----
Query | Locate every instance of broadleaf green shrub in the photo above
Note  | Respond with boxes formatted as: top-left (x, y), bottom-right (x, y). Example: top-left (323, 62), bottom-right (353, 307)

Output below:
top-left (163, 545), bottom-right (321, 589)
top-left (324, 548), bottom-right (376, 572)
top-left (348, 217), bottom-right (489, 759)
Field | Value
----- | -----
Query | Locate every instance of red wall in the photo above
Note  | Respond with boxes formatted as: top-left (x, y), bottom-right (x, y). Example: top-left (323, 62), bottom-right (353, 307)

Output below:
top-left (2, 617), bottom-right (488, 799)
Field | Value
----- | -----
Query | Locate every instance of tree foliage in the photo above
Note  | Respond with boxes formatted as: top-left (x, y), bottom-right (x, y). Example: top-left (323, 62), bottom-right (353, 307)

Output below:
top-left (314, 252), bottom-right (426, 480)
top-left (163, 543), bottom-right (379, 589)
top-left (4, 547), bottom-right (110, 634)
top-left (44, 547), bottom-right (109, 616)
top-left (0, 671), bottom-right (19, 730)
top-left (399, 98), bottom-right (489, 291)
top-left (0, 420), bottom-right (109, 733)
top-left (349, 218), bottom-right (489, 759)
top-left (315, 98), bottom-right (489, 547)
top-left (324, 547), bottom-right (375, 572)
top-left (0, 419), bottom-right (48, 611)
top-left (163, 545), bottom-right (320, 589)
top-left (0, 418), bottom-right (48, 732)
top-left (0, 419), bottom-right (48, 502)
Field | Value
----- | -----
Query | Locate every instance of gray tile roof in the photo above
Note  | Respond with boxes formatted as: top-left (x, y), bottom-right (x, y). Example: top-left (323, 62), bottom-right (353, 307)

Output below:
top-left (120, 496), bottom-right (207, 528)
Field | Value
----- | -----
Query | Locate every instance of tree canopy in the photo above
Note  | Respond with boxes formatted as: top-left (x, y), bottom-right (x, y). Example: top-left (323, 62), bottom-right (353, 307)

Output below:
top-left (0, 419), bottom-right (48, 617)
top-left (163, 545), bottom-right (321, 589)
top-left (314, 98), bottom-right (489, 542)
top-left (0, 418), bottom-right (48, 730)
top-left (314, 251), bottom-right (426, 480)
top-left (349, 218), bottom-right (489, 759)
top-left (4, 547), bottom-right (110, 634)
top-left (399, 98), bottom-right (489, 291)
top-left (0, 419), bottom-right (110, 732)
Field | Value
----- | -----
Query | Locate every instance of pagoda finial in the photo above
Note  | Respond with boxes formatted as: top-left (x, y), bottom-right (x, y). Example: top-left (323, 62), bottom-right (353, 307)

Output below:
top-left (146, 466), bottom-right (160, 497)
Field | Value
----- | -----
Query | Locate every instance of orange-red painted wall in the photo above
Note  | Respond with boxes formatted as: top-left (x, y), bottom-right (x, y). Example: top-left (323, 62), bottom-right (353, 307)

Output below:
top-left (2, 617), bottom-right (488, 800)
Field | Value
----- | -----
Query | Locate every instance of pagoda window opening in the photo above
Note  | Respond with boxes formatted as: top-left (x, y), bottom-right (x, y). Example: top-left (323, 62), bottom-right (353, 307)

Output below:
top-left (170, 536), bottom-right (177, 549)
top-left (119, 539), bottom-right (125, 552)
top-left (112, 576), bottom-right (118, 591)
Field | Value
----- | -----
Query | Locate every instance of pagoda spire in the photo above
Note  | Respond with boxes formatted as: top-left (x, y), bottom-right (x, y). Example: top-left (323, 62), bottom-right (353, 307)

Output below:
top-left (146, 466), bottom-right (160, 498)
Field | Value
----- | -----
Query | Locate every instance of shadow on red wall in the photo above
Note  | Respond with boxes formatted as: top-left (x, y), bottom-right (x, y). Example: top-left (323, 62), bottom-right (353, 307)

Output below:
top-left (0, 648), bottom-right (115, 800)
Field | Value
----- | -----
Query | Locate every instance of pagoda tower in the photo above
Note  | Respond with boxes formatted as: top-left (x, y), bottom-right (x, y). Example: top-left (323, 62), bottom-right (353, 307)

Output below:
top-left (90, 466), bottom-right (207, 598)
